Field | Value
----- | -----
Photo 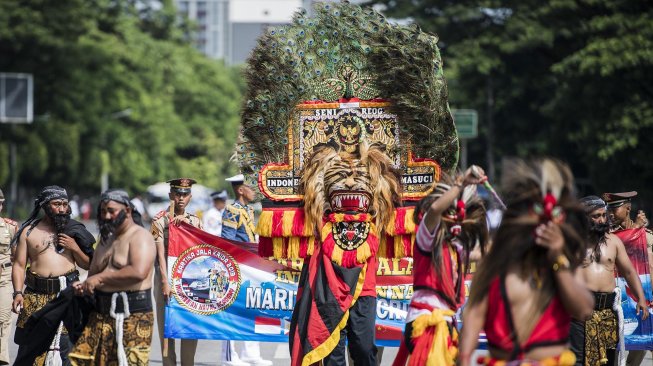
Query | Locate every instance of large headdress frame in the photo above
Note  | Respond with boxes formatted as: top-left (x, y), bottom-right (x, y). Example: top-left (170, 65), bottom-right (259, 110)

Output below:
top-left (236, 1), bottom-right (458, 201)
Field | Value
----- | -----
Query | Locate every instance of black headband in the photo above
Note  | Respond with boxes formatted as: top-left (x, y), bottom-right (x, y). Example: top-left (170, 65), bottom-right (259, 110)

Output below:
top-left (36, 186), bottom-right (68, 206)
top-left (580, 196), bottom-right (607, 214)
top-left (100, 189), bottom-right (131, 207)
top-left (12, 185), bottom-right (69, 247)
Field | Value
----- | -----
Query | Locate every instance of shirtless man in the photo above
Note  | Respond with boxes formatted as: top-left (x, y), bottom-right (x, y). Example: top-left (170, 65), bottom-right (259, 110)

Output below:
top-left (68, 189), bottom-right (156, 366)
top-left (571, 196), bottom-right (648, 366)
top-left (603, 191), bottom-right (653, 366)
top-left (11, 185), bottom-right (95, 364)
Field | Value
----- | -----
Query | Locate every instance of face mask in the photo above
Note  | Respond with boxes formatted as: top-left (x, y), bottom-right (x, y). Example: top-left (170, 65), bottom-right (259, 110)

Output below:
top-left (99, 209), bottom-right (127, 241)
top-left (45, 205), bottom-right (71, 253)
top-left (589, 220), bottom-right (609, 235)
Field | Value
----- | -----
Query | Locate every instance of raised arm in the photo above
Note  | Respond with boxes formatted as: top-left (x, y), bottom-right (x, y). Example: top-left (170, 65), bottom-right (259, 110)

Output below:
top-left (423, 166), bottom-right (487, 233)
top-left (614, 234), bottom-right (649, 319)
top-left (459, 295), bottom-right (488, 366)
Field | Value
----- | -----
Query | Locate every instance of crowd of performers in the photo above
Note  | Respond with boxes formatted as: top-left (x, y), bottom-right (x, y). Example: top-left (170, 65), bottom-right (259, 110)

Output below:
top-left (392, 161), bottom-right (653, 366)
top-left (0, 158), bottom-right (650, 366)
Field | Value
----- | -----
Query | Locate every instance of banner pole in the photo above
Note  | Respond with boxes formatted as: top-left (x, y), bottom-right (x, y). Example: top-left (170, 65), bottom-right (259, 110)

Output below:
top-left (163, 200), bottom-right (175, 357)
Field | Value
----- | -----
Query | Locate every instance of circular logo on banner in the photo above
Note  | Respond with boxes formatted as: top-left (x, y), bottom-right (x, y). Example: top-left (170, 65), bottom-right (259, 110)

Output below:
top-left (171, 244), bottom-right (241, 315)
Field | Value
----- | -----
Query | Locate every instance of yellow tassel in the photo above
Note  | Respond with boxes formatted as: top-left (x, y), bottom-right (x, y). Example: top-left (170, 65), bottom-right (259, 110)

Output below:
top-left (394, 235), bottom-right (404, 258)
top-left (306, 237), bottom-right (315, 255)
top-left (385, 210), bottom-right (397, 236)
top-left (257, 211), bottom-right (274, 237)
top-left (282, 210), bottom-right (295, 236)
top-left (302, 211), bottom-right (313, 236)
top-left (332, 245), bottom-right (343, 265)
top-left (321, 222), bottom-right (331, 242)
top-left (556, 350), bottom-right (577, 366)
top-left (404, 208), bottom-right (416, 233)
top-left (288, 236), bottom-right (300, 258)
top-left (356, 243), bottom-right (372, 264)
top-left (272, 237), bottom-right (284, 259)
top-left (378, 236), bottom-right (387, 258)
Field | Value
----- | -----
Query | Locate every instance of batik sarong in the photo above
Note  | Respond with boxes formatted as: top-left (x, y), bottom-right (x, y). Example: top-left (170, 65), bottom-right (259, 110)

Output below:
top-left (584, 308), bottom-right (618, 366)
top-left (68, 311), bottom-right (153, 366)
top-left (16, 290), bottom-right (68, 365)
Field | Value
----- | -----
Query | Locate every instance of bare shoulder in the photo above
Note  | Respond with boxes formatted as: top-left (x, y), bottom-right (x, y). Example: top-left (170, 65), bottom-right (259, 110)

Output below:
top-left (606, 233), bottom-right (623, 246)
top-left (130, 225), bottom-right (156, 245)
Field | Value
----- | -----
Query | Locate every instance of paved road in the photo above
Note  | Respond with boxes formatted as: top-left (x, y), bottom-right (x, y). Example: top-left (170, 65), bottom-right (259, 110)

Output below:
top-left (7, 309), bottom-right (399, 365)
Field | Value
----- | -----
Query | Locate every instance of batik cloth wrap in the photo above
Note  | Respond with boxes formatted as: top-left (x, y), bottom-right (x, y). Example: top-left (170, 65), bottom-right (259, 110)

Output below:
top-left (16, 271), bottom-right (77, 366)
top-left (582, 287), bottom-right (624, 366)
top-left (68, 311), bottom-right (153, 366)
top-left (16, 290), bottom-right (62, 365)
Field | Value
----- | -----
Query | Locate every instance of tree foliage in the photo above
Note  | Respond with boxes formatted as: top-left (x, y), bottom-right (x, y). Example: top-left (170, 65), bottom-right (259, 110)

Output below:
top-left (0, 0), bottom-right (242, 201)
top-left (367, 0), bottom-right (653, 202)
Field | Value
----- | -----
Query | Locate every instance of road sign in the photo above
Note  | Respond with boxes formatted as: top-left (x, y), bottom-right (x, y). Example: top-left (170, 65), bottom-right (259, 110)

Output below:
top-left (0, 73), bottom-right (33, 123)
top-left (452, 109), bottom-right (478, 139)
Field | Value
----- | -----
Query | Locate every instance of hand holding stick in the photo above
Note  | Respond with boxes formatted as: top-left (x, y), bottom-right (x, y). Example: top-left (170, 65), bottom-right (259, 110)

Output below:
top-left (470, 166), bottom-right (506, 210)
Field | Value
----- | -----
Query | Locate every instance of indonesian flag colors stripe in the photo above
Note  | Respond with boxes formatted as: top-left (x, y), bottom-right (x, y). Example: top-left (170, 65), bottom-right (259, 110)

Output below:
top-left (254, 317), bottom-right (285, 335)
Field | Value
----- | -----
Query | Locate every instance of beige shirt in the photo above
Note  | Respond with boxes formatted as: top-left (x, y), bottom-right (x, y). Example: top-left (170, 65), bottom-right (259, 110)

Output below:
top-left (150, 210), bottom-right (203, 258)
top-left (0, 217), bottom-right (17, 264)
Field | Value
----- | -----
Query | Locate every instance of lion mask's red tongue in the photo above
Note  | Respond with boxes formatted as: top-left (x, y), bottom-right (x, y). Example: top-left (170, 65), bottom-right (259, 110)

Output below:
top-left (346, 229), bottom-right (356, 241)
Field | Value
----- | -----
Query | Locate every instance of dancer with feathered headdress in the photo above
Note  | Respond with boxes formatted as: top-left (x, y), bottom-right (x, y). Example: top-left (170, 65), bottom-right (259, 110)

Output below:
top-left (392, 166), bottom-right (490, 366)
top-left (460, 159), bottom-right (595, 366)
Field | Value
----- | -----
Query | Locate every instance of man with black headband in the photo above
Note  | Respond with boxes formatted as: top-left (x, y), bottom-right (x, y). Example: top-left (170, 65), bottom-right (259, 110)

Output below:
top-left (0, 188), bottom-right (17, 365)
top-left (11, 185), bottom-right (95, 364)
top-left (570, 196), bottom-right (648, 366)
top-left (150, 178), bottom-right (203, 366)
top-left (603, 192), bottom-right (653, 366)
top-left (68, 189), bottom-right (156, 365)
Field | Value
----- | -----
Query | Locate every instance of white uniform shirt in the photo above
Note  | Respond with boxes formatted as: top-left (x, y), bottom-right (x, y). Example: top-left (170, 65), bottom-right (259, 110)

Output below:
top-left (203, 207), bottom-right (225, 236)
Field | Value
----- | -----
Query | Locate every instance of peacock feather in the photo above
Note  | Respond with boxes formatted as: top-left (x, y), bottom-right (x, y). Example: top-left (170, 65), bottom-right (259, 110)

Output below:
top-left (237, 1), bottom-right (458, 189)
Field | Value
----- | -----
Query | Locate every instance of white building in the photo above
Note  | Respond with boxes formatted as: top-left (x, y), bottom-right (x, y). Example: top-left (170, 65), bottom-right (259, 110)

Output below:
top-left (176, 0), bottom-right (315, 64)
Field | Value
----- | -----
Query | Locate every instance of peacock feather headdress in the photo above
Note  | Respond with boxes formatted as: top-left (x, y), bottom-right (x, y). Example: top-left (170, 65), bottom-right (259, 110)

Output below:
top-left (236, 0), bottom-right (458, 194)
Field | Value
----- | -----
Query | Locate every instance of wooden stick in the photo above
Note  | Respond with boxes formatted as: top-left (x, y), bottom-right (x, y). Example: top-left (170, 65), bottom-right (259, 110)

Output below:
top-left (163, 199), bottom-right (174, 358)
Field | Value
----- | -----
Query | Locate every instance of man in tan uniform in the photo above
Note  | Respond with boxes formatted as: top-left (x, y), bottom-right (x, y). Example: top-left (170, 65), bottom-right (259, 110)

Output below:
top-left (0, 189), bottom-right (17, 365)
top-left (151, 178), bottom-right (203, 366)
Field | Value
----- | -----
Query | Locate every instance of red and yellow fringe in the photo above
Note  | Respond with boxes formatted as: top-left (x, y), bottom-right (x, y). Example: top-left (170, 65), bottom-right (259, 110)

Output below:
top-left (320, 213), bottom-right (377, 268)
top-left (257, 206), bottom-right (417, 260)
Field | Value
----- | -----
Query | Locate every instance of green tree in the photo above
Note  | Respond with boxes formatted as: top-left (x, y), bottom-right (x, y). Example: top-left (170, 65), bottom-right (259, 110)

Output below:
top-left (0, 0), bottom-right (243, 210)
top-left (368, 0), bottom-right (653, 203)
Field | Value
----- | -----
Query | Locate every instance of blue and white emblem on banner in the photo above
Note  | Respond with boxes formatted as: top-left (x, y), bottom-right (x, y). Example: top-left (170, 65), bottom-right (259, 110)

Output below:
top-left (171, 244), bottom-right (242, 315)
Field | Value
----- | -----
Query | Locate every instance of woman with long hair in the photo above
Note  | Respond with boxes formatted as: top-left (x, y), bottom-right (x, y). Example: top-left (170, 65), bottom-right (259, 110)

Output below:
top-left (393, 166), bottom-right (489, 366)
top-left (459, 159), bottom-right (595, 366)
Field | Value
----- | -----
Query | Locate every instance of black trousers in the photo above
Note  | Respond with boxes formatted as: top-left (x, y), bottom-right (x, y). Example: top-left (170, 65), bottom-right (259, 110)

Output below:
top-left (323, 296), bottom-right (377, 366)
top-left (570, 319), bottom-right (616, 366)
top-left (15, 333), bottom-right (73, 366)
